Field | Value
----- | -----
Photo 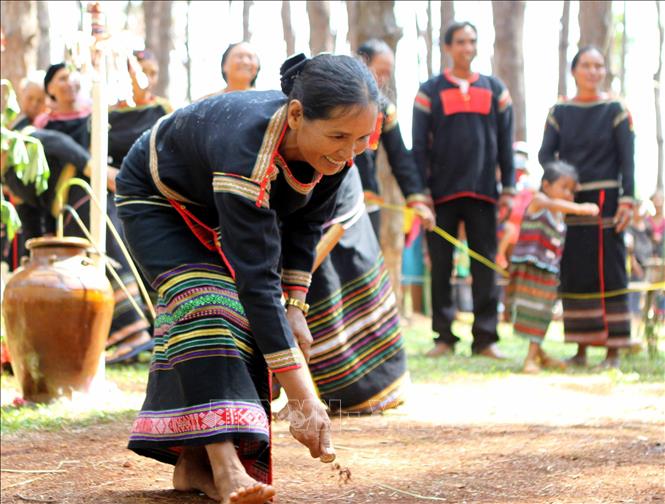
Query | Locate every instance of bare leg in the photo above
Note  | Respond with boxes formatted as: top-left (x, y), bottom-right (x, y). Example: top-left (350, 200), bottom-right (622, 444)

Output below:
top-left (538, 346), bottom-right (566, 370)
top-left (523, 342), bottom-right (541, 374)
top-left (173, 446), bottom-right (220, 501)
top-left (205, 440), bottom-right (275, 504)
top-left (600, 347), bottom-right (620, 368)
top-left (567, 344), bottom-right (588, 367)
top-left (411, 284), bottom-right (424, 314)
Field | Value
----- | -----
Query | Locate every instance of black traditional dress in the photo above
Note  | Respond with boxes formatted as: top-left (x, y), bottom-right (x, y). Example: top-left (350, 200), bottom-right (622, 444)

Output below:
top-left (539, 97), bottom-right (634, 348)
top-left (354, 97), bottom-right (427, 236)
top-left (108, 98), bottom-right (172, 168)
top-left (115, 90), bottom-right (349, 482)
top-left (307, 166), bottom-right (407, 413)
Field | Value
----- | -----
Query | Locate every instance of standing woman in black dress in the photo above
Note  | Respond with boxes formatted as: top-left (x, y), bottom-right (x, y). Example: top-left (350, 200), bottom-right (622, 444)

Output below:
top-left (539, 46), bottom-right (635, 368)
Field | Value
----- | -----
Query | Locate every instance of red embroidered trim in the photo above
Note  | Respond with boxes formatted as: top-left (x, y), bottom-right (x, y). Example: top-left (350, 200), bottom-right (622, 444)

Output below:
top-left (275, 152), bottom-right (323, 194)
top-left (131, 404), bottom-right (270, 438)
top-left (282, 285), bottom-right (309, 293)
top-left (414, 94), bottom-right (431, 109)
top-left (440, 87), bottom-right (492, 116)
top-left (444, 68), bottom-right (480, 85)
top-left (272, 364), bottom-right (301, 373)
top-left (368, 112), bottom-right (384, 150)
top-left (434, 192), bottom-right (497, 206)
top-left (597, 190), bottom-right (608, 339)
top-left (168, 199), bottom-right (237, 280)
top-left (257, 121), bottom-right (289, 207)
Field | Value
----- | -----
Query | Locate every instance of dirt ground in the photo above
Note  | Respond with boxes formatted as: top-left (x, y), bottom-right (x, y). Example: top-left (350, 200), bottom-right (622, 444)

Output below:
top-left (1, 376), bottom-right (663, 504)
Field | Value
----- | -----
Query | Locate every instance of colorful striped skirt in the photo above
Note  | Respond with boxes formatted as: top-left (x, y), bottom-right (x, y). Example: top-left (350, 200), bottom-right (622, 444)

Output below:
top-left (507, 262), bottom-right (558, 343)
top-left (116, 196), bottom-right (271, 483)
top-left (306, 168), bottom-right (407, 414)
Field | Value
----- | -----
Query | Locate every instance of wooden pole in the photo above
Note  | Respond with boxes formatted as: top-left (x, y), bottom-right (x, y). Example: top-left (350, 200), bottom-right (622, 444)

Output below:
top-left (89, 27), bottom-right (108, 266)
top-left (88, 1), bottom-right (108, 387)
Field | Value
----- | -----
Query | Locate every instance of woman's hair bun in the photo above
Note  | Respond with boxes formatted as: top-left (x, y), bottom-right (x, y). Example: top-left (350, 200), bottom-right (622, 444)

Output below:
top-left (280, 53), bottom-right (309, 95)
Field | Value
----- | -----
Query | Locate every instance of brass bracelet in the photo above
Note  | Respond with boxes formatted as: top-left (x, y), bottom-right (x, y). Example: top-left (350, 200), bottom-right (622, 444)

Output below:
top-left (285, 297), bottom-right (310, 316)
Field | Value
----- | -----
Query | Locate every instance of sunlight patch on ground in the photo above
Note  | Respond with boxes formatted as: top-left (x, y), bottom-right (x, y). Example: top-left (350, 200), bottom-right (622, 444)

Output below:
top-left (381, 378), bottom-right (665, 428)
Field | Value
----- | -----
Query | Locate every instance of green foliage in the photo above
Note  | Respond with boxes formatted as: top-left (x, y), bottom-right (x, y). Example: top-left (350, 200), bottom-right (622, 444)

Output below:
top-left (0, 400), bottom-right (139, 434)
top-left (0, 79), bottom-right (51, 240)
top-left (0, 194), bottom-right (21, 241)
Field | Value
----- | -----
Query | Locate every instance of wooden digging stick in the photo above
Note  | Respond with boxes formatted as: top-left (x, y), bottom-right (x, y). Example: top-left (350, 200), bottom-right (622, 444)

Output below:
top-left (312, 223), bottom-right (345, 273)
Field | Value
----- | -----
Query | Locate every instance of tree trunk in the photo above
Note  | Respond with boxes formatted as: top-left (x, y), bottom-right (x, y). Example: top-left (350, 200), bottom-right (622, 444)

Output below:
top-left (243, 1), bottom-right (253, 42)
top-left (492, 1), bottom-right (527, 141)
top-left (620, 0), bottom-right (627, 95)
top-left (346, 1), bottom-right (404, 302)
top-left (184, 0), bottom-right (192, 103)
top-left (143, 0), bottom-right (173, 98)
top-left (578, 0), bottom-right (613, 90)
top-left (440, 1), bottom-right (455, 71)
top-left (306, 1), bottom-right (333, 55)
top-left (0, 0), bottom-right (37, 91)
top-left (123, 0), bottom-right (131, 30)
top-left (36, 0), bottom-right (50, 70)
top-left (425, 1), bottom-right (433, 78)
top-left (655, 1), bottom-right (664, 191)
top-left (281, 1), bottom-right (296, 57)
top-left (558, 0), bottom-right (570, 98)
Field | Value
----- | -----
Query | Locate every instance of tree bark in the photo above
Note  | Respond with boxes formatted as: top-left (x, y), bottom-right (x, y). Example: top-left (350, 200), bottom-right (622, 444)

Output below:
top-left (492, 1), bottom-right (526, 141)
top-left (36, 0), bottom-right (50, 70)
top-left (440, 1), bottom-right (455, 71)
top-left (346, 0), bottom-right (404, 302)
top-left (558, 0), bottom-right (570, 98)
top-left (655, 1), bottom-right (664, 191)
top-left (243, 1), bottom-right (253, 42)
top-left (184, 0), bottom-right (192, 103)
top-left (578, 0), bottom-right (613, 90)
top-left (425, 1), bottom-right (433, 78)
top-left (0, 0), bottom-right (37, 91)
top-left (416, 3), bottom-right (433, 78)
top-left (281, 1), bottom-right (296, 57)
top-left (619, 0), bottom-right (627, 95)
top-left (143, 0), bottom-right (173, 98)
top-left (306, 1), bottom-right (333, 55)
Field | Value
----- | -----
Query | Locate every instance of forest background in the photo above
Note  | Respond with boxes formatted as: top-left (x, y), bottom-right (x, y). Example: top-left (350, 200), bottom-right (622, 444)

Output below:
top-left (1, 1), bottom-right (663, 268)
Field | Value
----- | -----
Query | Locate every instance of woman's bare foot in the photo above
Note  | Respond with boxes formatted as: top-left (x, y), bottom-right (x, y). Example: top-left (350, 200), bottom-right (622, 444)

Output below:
top-left (173, 446), bottom-right (220, 501)
top-left (565, 344), bottom-right (588, 367)
top-left (206, 441), bottom-right (275, 503)
top-left (522, 358), bottom-right (541, 374)
top-left (538, 348), bottom-right (567, 370)
top-left (229, 483), bottom-right (276, 503)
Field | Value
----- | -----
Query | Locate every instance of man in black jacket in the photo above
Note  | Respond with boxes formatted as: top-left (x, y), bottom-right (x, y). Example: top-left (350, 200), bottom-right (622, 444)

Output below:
top-left (412, 21), bottom-right (515, 358)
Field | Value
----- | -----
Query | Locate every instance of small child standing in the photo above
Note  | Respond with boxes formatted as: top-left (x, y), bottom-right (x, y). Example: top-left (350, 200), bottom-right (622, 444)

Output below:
top-left (508, 161), bottom-right (599, 373)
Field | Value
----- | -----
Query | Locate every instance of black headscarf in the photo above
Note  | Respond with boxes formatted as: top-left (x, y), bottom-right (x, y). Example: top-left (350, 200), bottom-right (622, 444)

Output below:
top-left (44, 63), bottom-right (66, 100)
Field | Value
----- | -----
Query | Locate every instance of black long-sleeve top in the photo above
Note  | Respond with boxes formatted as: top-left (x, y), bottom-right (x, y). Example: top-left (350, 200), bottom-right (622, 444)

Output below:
top-left (412, 69), bottom-right (515, 205)
top-left (2, 129), bottom-right (90, 214)
top-left (538, 98), bottom-right (635, 212)
top-left (116, 90), bottom-right (350, 373)
top-left (355, 98), bottom-right (427, 205)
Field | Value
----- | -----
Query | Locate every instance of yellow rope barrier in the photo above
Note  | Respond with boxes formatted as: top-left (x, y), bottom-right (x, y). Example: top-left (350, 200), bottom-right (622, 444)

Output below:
top-left (372, 198), bottom-right (665, 300)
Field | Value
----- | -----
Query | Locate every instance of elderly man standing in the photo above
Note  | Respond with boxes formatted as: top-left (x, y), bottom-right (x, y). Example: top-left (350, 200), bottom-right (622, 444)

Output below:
top-left (412, 21), bottom-right (515, 359)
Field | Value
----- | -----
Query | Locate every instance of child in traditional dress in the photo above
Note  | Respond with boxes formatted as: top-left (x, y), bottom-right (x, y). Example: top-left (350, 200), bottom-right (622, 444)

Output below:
top-left (509, 161), bottom-right (599, 373)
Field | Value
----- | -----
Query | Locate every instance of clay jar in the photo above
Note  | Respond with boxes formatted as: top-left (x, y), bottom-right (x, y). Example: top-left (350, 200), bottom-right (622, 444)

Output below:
top-left (2, 237), bottom-right (114, 402)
